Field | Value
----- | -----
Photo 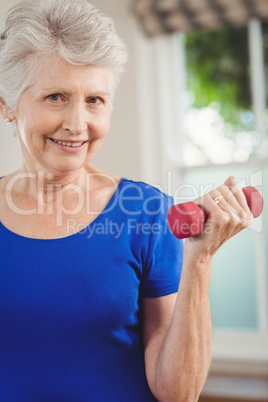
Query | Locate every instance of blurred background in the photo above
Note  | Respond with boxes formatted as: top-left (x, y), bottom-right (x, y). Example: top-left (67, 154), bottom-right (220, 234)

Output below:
top-left (0, 0), bottom-right (268, 400)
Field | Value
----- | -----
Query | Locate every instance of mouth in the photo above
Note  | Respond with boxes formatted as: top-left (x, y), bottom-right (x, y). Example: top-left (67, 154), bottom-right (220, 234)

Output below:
top-left (49, 138), bottom-right (88, 148)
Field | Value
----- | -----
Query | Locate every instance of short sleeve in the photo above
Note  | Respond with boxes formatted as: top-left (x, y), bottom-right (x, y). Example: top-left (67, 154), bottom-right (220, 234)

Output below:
top-left (141, 194), bottom-right (184, 298)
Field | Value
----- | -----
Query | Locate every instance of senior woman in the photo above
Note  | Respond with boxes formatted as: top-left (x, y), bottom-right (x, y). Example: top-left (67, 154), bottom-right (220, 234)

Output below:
top-left (0, 0), bottom-right (253, 401)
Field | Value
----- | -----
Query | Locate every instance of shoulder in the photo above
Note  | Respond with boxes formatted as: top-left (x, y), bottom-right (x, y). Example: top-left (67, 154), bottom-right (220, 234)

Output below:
top-left (0, 171), bottom-right (19, 199)
top-left (120, 178), bottom-right (172, 200)
top-left (0, 172), bottom-right (21, 224)
top-left (0, 170), bottom-right (24, 190)
top-left (120, 178), bottom-right (174, 213)
top-left (84, 167), bottom-right (121, 191)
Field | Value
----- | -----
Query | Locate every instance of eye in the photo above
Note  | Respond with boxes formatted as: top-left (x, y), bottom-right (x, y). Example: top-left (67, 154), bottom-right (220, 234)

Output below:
top-left (88, 97), bottom-right (103, 105)
top-left (47, 93), bottom-right (63, 102)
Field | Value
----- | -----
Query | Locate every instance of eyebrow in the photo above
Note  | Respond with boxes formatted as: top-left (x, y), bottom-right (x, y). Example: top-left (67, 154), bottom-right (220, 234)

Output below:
top-left (42, 88), bottom-right (110, 97)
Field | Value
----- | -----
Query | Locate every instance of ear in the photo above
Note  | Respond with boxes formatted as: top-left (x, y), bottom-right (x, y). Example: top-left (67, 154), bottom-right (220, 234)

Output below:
top-left (0, 97), bottom-right (16, 122)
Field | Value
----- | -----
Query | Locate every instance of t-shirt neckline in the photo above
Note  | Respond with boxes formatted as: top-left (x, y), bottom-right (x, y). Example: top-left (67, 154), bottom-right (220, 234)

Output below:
top-left (0, 177), bottom-right (127, 243)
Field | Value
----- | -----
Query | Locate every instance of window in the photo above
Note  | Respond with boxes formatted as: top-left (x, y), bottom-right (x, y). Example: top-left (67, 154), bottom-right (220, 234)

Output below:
top-left (184, 25), bottom-right (257, 166)
top-left (136, 18), bottom-right (268, 371)
top-left (180, 20), bottom-right (268, 367)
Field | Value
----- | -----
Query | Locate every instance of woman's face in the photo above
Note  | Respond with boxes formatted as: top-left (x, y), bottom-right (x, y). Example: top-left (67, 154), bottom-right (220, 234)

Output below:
top-left (14, 54), bottom-right (112, 176)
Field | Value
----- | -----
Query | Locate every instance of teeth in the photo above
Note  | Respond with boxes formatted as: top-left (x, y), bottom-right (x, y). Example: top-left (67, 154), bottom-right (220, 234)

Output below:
top-left (52, 139), bottom-right (84, 147)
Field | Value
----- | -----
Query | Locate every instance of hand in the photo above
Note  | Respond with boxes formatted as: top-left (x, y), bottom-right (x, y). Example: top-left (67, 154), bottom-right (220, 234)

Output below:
top-left (183, 176), bottom-right (253, 266)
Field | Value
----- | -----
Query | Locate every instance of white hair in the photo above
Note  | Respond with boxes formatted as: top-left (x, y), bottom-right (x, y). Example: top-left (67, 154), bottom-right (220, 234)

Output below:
top-left (0, 0), bottom-right (128, 122)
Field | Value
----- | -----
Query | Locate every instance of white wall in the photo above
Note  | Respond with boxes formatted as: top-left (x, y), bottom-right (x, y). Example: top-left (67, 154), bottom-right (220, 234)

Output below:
top-left (0, 0), bottom-right (143, 181)
top-left (0, 0), bottom-right (24, 176)
top-left (86, 0), bottom-right (142, 180)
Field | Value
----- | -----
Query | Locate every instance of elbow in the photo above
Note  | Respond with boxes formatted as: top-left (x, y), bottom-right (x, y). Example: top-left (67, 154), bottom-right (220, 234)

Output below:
top-left (155, 390), bottom-right (201, 402)
top-left (152, 380), bottom-right (201, 402)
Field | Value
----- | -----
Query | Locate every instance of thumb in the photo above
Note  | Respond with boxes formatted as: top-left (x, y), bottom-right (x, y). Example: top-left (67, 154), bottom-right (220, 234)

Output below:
top-left (224, 175), bottom-right (236, 187)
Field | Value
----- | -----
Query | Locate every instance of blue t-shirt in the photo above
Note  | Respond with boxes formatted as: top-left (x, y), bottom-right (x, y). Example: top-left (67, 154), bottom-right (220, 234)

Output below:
top-left (0, 178), bottom-right (183, 401)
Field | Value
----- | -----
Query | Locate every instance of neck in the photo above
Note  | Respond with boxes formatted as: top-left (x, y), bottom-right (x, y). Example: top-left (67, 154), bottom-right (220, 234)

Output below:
top-left (9, 166), bottom-right (91, 205)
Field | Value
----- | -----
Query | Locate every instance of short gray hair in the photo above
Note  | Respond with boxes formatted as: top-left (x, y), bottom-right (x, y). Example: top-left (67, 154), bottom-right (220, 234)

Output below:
top-left (0, 0), bottom-right (128, 113)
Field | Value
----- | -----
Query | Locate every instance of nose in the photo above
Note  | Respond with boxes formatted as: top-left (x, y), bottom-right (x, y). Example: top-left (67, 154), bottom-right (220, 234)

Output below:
top-left (62, 103), bottom-right (88, 136)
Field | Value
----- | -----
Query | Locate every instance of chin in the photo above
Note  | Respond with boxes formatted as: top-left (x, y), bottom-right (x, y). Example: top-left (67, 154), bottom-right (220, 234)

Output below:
top-left (45, 159), bottom-right (86, 175)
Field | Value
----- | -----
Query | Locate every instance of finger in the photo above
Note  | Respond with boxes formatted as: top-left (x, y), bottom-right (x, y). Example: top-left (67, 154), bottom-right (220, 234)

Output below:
top-left (224, 175), bottom-right (236, 188)
top-left (195, 190), bottom-right (228, 219)
top-left (216, 185), bottom-right (242, 212)
top-left (229, 184), bottom-right (253, 220)
top-left (202, 186), bottom-right (250, 225)
top-left (194, 192), bottom-right (233, 240)
top-left (222, 184), bottom-right (252, 218)
top-left (222, 177), bottom-right (252, 217)
top-left (215, 185), bottom-right (253, 227)
top-left (208, 190), bottom-right (229, 212)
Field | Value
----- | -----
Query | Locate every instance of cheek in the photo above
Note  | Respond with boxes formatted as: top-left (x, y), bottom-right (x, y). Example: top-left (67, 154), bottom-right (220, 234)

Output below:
top-left (31, 109), bottom-right (60, 131)
top-left (95, 113), bottom-right (111, 137)
top-left (19, 109), bottom-right (60, 140)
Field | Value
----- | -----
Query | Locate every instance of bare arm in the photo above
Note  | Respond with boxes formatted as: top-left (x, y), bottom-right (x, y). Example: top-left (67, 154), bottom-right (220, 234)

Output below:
top-left (143, 177), bottom-right (253, 401)
top-left (143, 261), bottom-right (211, 401)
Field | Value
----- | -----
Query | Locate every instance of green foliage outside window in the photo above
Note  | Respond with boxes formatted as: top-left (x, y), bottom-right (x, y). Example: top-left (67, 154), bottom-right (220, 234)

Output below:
top-left (185, 26), bottom-right (252, 127)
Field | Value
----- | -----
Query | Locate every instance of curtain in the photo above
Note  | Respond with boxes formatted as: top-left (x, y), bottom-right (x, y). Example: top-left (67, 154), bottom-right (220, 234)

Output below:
top-left (132, 0), bottom-right (268, 36)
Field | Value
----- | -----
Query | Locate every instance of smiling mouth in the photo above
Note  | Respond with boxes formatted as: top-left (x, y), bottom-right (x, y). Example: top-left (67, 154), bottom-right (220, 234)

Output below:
top-left (49, 138), bottom-right (88, 148)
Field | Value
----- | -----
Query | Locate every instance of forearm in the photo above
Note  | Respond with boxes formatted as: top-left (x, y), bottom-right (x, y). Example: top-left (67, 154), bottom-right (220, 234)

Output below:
top-left (149, 177), bottom-right (252, 401)
top-left (154, 259), bottom-right (212, 402)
